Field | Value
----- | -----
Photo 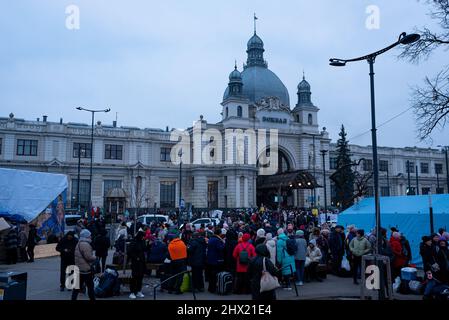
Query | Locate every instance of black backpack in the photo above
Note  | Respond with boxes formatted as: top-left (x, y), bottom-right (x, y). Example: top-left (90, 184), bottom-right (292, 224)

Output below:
top-left (286, 238), bottom-right (297, 256)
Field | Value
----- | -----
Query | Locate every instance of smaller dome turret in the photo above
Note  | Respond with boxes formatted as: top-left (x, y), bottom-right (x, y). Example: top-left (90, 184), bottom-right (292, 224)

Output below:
top-left (226, 63), bottom-right (244, 99)
top-left (229, 64), bottom-right (242, 81)
top-left (296, 73), bottom-right (312, 106)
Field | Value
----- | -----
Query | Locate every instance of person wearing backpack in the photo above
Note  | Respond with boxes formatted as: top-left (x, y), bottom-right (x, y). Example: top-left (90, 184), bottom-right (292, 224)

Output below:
top-left (276, 230), bottom-right (296, 289)
top-left (232, 233), bottom-right (256, 294)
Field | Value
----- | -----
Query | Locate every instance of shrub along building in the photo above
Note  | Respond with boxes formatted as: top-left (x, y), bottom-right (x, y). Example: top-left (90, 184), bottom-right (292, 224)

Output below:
top-left (0, 28), bottom-right (447, 214)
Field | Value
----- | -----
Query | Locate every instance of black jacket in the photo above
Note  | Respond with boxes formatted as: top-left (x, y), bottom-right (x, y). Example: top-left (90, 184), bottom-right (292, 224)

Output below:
top-left (329, 231), bottom-right (345, 257)
top-left (420, 243), bottom-right (436, 272)
top-left (187, 237), bottom-right (207, 267)
top-left (127, 238), bottom-right (147, 276)
top-left (224, 229), bottom-right (238, 272)
top-left (93, 234), bottom-right (111, 257)
top-left (248, 244), bottom-right (277, 300)
top-left (27, 228), bottom-right (40, 247)
top-left (56, 233), bottom-right (78, 264)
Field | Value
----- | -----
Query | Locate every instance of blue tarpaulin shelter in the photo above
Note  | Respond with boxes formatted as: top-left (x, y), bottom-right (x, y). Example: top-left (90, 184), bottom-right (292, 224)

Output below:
top-left (338, 194), bottom-right (449, 266)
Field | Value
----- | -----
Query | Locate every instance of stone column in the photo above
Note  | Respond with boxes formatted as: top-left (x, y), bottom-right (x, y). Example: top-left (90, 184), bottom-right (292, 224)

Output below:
top-left (244, 176), bottom-right (249, 208)
top-left (235, 176), bottom-right (240, 208)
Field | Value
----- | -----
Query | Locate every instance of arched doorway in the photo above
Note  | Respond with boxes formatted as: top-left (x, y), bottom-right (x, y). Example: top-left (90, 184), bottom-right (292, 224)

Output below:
top-left (256, 148), bottom-right (294, 209)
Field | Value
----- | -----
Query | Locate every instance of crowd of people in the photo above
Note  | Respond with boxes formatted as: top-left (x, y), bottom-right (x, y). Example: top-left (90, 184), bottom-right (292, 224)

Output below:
top-left (3, 223), bottom-right (41, 264)
top-left (4, 206), bottom-right (449, 300)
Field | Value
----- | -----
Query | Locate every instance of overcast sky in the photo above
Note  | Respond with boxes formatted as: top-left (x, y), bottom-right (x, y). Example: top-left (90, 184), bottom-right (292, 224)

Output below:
top-left (1, 0), bottom-right (447, 148)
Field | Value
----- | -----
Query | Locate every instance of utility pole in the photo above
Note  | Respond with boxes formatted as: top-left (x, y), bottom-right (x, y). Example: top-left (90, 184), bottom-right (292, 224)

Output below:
top-left (416, 165), bottom-right (419, 195)
top-left (407, 160), bottom-right (411, 195)
top-left (320, 150), bottom-right (328, 217)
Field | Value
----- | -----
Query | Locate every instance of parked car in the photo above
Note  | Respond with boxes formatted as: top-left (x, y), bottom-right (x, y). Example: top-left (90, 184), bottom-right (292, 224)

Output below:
top-left (179, 218), bottom-right (220, 230)
top-left (64, 214), bottom-right (82, 234)
top-left (137, 214), bottom-right (170, 226)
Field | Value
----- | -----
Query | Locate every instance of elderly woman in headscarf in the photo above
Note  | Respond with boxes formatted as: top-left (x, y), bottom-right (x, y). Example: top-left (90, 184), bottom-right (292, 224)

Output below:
top-left (255, 228), bottom-right (266, 246)
top-left (248, 244), bottom-right (278, 300)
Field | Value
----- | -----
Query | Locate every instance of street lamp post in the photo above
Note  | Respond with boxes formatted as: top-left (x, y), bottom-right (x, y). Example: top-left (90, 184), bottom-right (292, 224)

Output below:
top-left (178, 149), bottom-right (183, 221)
top-left (330, 32), bottom-right (420, 300)
top-left (320, 150), bottom-right (328, 218)
top-left (76, 143), bottom-right (84, 213)
top-left (407, 160), bottom-right (412, 195)
top-left (76, 107), bottom-right (111, 219)
top-left (415, 165), bottom-right (420, 195)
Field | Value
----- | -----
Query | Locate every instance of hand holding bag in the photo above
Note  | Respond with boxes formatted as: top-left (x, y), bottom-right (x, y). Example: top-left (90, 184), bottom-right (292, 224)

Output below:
top-left (260, 257), bottom-right (280, 293)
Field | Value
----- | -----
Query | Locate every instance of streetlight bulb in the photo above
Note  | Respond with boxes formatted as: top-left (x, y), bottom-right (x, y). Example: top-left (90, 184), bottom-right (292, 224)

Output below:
top-left (399, 33), bottom-right (421, 45)
top-left (329, 59), bottom-right (346, 67)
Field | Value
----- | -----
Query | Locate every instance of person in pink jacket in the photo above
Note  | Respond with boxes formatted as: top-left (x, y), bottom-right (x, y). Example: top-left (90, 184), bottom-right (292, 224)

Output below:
top-left (232, 233), bottom-right (256, 294)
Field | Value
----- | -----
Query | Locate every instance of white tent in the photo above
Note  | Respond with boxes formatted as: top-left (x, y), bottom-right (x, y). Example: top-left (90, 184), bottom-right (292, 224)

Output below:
top-left (0, 168), bottom-right (68, 222)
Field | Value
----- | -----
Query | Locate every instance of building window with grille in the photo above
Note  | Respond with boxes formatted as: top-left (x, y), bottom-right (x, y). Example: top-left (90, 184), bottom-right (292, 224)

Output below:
top-left (191, 176), bottom-right (194, 190)
top-left (363, 159), bottom-right (373, 172)
top-left (224, 176), bottom-right (228, 189)
top-left (17, 139), bottom-right (38, 156)
top-left (105, 144), bottom-right (123, 160)
top-left (308, 114), bottom-right (313, 125)
top-left (71, 179), bottom-right (90, 209)
top-left (329, 157), bottom-right (338, 170)
top-left (406, 186), bottom-right (416, 195)
top-left (435, 163), bottom-right (443, 174)
top-left (379, 160), bottom-right (388, 172)
top-left (436, 187), bottom-right (444, 194)
top-left (160, 181), bottom-right (176, 208)
top-left (73, 142), bottom-right (92, 158)
top-left (0, 138), bottom-right (2, 155)
top-left (406, 161), bottom-right (415, 174)
top-left (420, 162), bottom-right (429, 174)
top-left (160, 147), bottom-right (171, 162)
top-left (422, 187), bottom-right (431, 195)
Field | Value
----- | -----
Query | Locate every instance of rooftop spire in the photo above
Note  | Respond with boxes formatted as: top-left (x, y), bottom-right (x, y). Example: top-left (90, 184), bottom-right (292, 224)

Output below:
top-left (303, 70), bottom-right (305, 80)
top-left (254, 13), bottom-right (258, 34)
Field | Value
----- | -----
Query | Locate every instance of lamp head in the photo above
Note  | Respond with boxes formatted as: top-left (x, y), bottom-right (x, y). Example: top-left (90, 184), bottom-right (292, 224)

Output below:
top-left (105, 108), bottom-right (111, 113)
top-left (76, 107), bottom-right (82, 110)
top-left (329, 59), bottom-right (346, 67)
top-left (399, 33), bottom-right (420, 45)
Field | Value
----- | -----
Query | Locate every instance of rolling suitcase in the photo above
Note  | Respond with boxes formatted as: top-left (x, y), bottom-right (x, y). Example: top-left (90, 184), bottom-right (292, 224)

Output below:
top-left (216, 271), bottom-right (233, 295)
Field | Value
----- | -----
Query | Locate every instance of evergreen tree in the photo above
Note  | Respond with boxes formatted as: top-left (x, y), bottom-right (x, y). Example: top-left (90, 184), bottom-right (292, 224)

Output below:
top-left (332, 125), bottom-right (355, 209)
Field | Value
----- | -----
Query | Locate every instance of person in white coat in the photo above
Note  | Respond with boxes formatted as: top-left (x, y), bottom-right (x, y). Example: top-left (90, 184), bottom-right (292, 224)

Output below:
top-left (265, 233), bottom-right (277, 266)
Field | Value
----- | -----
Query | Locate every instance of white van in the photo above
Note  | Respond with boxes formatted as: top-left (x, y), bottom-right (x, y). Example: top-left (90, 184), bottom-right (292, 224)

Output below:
top-left (137, 214), bottom-right (169, 226)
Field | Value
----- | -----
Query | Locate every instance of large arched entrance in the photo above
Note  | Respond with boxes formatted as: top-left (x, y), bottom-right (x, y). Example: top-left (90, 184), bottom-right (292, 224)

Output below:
top-left (256, 148), bottom-right (319, 209)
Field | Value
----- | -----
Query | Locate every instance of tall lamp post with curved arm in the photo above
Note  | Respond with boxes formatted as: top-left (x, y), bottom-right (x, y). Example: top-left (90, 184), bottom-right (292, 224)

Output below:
top-left (330, 32), bottom-right (420, 299)
top-left (76, 107), bottom-right (111, 219)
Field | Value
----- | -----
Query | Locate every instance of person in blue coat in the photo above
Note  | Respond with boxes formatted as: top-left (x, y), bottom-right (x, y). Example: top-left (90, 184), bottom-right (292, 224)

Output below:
top-left (206, 228), bottom-right (225, 293)
top-left (276, 229), bottom-right (296, 289)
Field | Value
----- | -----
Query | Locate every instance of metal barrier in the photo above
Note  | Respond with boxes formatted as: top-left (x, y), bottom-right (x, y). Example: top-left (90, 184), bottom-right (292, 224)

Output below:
top-left (153, 270), bottom-right (196, 300)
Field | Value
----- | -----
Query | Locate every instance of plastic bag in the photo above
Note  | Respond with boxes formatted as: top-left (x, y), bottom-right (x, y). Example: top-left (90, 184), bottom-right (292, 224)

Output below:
top-left (180, 273), bottom-right (190, 293)
top-left (305, 257), bottom-right (311, 267)
top-left (341, 256), bottom-right (351, 271)
top-left (393, 276), bottom-right (401, 292)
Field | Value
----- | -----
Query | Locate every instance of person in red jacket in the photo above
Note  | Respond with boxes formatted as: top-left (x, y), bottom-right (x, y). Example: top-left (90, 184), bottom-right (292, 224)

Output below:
top-left (232, 233), bottom-right (256, 294)
top-left (390, 231), bottom-right (408, 279)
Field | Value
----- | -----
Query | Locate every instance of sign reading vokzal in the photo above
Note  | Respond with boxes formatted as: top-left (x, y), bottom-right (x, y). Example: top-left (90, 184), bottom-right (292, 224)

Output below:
top-left (262, 116), bottom-right (287, 124)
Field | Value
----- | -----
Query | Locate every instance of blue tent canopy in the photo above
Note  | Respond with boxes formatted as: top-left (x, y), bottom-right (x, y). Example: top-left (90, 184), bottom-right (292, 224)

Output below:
top-left (338, 194), bottom-right (449, 267)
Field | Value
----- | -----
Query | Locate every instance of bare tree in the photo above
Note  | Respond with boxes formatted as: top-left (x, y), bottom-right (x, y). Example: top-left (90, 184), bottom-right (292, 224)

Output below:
top-left (398, 0), bottom-right (449, 141)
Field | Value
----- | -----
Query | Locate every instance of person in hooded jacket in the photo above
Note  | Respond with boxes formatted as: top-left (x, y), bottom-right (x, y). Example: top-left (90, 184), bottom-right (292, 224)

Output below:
top-left (71, 229), bottom-right (96, 301)
top-left (127, 230), bottom-right (147, 299)
top-left (187, 232), bottom-right (207, 291)
top-left (233, 233), bottom-right (256, 294)
top-left (56, 231), bottom-right (78, 291)
top-left (276, 229), bottom-right (296, 288)
top-left (436, 238), bottom-right (449, 284)
top-left (206, 228), bottom-right (225, 293)
top-left (167, 234), bottom-right (188, 294)
top-left (248, 244), bottom-right (278, 301)
top-left (93, 229), bottom-right (111, 273)
top-left (294, 230), bottom-right (307, 286)
top-left (224, 228), bottom-right (238, 275)
top-left (265, 233), bottom-right (277, 266)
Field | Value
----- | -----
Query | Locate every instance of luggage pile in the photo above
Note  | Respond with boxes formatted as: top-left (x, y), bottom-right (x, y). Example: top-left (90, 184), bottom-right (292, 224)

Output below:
top-left (94, 268), bottom-right (121, 298)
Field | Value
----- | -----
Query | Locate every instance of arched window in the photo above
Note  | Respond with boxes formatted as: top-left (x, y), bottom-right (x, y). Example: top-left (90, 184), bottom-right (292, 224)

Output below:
top-left (295, 114), bottom-right (300, 122)
top-left (308, 113), bottom-right (313, 125)
top-left (225, 107), bottom-right (228, 118)
top-left (237, 106), bottom-right (243, 117)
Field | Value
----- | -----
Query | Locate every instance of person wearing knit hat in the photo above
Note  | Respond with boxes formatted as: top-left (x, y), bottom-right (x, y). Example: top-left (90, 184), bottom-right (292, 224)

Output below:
top-left (277, 228), bottom-right (285, 236)
top-left (233, 233), bottom-right (256, 294)
top-left (294, 229), bottom-right (307, 285)
top-left (72, 228), bottom-right (96, 301)
top-left (255, 228), bottom-right (266, 247)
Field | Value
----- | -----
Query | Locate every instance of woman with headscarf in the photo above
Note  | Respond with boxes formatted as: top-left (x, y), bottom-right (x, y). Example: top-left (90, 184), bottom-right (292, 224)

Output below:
top-left (390, 231), bottom-right (408, 279)
top-left (265, 233), bottom-right (276, 266)
top-left (71, 229), bottom-right (96, 300)
top-left (248, 244), bottom-right (278, 300)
